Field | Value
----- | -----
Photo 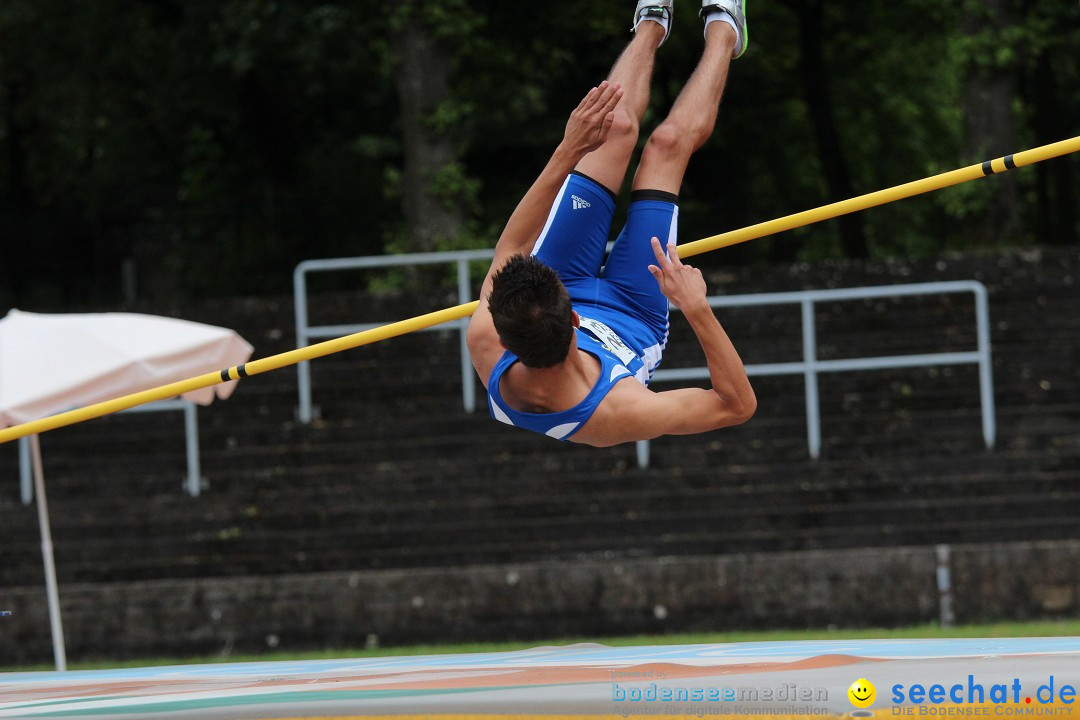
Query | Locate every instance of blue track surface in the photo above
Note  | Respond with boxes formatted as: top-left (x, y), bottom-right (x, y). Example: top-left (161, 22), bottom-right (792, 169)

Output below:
top-left (3, 638), bottom-right (1079, 718)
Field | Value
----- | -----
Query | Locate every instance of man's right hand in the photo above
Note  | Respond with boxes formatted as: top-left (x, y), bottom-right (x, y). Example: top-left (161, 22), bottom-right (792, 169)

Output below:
top-left (572, 234), bottom-right (755, 445)
top-left (647, 237), bottom-right (709, 313)
top-left (562, 81), bottom-right (624, 157)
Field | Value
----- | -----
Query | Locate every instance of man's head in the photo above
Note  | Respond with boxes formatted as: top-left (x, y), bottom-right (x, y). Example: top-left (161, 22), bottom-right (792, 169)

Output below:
top-left (488, 255), bottom-right (575, 368)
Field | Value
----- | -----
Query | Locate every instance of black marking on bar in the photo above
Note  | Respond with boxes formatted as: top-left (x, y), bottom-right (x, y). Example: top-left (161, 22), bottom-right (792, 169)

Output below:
top-left (1004, 154), bottom-right (1016, 170)
top-left (220, 369), bottom-right (230, 382)
top-left (236, 364), bottom-right (248, 379)
top-left (982, 161), bottom-right (994, 176)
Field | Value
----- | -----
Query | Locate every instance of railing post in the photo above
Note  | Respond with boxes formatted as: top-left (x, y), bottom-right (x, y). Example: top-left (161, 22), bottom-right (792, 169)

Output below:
top-left (802, 299), bottom-right (822, 459)
top-left (458, 259), bottom-right (476, 413)
top-left (636, 440), bottom-right (650, 470)
top-left (19, 436), bottom-right (33, 505)
top-left (184, 402), bottom-right (202, 497)
top-left (294, 265), bottom-right (314, 424)
top-left (972, 284), bottom-right (996, 449)
top-left (936, 543), bottom-right (956, 627)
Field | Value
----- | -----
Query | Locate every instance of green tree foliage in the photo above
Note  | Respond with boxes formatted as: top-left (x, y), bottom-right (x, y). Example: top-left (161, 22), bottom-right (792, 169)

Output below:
top-left (1, 0), bottom-right (391, 304)
top-left (0, 0), bottom-right (1076, 307)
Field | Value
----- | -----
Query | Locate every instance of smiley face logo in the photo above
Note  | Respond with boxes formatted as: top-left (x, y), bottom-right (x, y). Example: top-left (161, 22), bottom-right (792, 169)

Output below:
top-left (848, 678), bottom-right (876, 708)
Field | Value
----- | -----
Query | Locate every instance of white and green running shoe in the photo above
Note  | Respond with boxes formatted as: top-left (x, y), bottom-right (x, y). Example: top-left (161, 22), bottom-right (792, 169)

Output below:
top-left (633, 0), bottom-right (675, 46)
top-left (700, 0), bottom-right (749, 58)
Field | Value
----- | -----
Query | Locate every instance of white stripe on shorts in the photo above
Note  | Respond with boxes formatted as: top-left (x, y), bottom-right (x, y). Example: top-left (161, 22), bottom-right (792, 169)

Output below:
top-left (666, 205), bottom-right (680, 248)
top-left (530, 175), bottom-right (572, 259)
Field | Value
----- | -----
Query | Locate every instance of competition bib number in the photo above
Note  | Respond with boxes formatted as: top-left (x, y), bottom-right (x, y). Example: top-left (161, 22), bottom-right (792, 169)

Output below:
top-left (578, 316), bottom-right (638, 366)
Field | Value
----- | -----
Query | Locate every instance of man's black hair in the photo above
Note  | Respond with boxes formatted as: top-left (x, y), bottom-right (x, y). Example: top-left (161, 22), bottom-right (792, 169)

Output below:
top-left (488, 255), bottom-right (574, 368)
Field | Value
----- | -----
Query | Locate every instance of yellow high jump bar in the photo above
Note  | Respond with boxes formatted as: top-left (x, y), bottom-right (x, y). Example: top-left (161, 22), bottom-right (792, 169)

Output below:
top-left (0, 135), bottom-right (1077, 445)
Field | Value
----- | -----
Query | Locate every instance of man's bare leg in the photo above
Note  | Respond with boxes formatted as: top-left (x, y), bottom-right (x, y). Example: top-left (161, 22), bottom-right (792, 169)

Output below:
top-left (574, 21), bottom-right (665, 195)
top-left (631, 22), bottom-right (737, 194)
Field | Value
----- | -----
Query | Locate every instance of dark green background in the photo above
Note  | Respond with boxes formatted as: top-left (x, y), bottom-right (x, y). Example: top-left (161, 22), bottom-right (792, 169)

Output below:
top-left (1, 0), bottom-right (1077, 307)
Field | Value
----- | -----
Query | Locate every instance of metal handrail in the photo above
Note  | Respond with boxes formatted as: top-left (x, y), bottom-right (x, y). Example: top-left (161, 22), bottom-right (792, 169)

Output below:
top-left (294, 250), bottom-right (494, 422)
top-left (636, 280), bottom-right (994, 467)
top-left (19, 399), bottom-right (202, 500)
top-left (293, 252), bottom-right (993, 469)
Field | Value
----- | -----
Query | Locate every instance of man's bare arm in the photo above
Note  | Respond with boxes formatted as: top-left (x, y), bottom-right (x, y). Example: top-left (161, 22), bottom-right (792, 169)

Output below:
top-left (679, 298), bottom-right (757, 422)
top-left (582, 383), bottom-right (752, 445)
top-left (494, 81), bottom-right (624, 258)
top-left (647, 236), bottom-right (757, 427)
top-left (604, 239), bottom-right (756, 442)
top-left (466, 81), bottom-right (624, 382)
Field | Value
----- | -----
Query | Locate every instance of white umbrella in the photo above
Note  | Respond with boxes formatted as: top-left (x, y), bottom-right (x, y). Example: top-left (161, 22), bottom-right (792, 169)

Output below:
top-left (0, 309), bottom-right (253, 671)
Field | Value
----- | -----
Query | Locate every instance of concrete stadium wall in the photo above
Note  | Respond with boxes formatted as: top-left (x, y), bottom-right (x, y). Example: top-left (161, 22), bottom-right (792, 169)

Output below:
top-left (4, 540), bottom-right (1079, 665)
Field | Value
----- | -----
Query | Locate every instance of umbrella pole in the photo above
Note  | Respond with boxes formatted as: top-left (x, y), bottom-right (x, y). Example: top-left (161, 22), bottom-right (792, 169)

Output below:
top-left (30, 434), bottom-right (67, 671)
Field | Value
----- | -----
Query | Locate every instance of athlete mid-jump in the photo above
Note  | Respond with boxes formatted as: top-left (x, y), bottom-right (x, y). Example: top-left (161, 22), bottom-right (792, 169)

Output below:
top-left (467, 0), bottom-right (756, 445)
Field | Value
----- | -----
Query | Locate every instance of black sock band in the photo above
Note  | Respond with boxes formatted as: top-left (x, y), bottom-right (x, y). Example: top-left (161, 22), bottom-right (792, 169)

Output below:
top-left (631, 188), bottom-right (679, 204)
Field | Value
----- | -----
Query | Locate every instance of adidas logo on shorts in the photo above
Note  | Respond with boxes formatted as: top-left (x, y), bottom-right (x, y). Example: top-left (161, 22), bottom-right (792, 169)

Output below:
top-left (571, 195), bottom-right (591, 210)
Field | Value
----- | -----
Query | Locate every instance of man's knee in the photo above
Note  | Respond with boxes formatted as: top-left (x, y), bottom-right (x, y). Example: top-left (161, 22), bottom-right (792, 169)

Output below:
top-left (608, 109), bottom-right (639, 147)
top-left (644, 120), bottom-right (707, 158)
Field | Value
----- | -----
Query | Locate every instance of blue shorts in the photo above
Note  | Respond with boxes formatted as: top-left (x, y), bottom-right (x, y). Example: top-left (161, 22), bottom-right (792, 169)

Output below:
top-left (531, 172), bottom-right (678, 381)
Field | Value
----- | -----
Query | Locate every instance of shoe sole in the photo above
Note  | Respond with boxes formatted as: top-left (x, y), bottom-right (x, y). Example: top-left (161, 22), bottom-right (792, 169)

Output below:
top-left (734, 0), bottom-right (749, 59)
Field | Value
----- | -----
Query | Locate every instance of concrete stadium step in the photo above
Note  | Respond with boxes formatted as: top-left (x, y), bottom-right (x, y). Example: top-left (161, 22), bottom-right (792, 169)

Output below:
top-left (7, 505), bottom-right (1080, 586)
top-left (14, 465), bottom-right (1078, 544)
top-left (16, 415), bottom-right (1080, 506)
top-left (17, 416), bottom-right (1080, 502)
top-left (21, 465), bottom-right (1070, 536)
